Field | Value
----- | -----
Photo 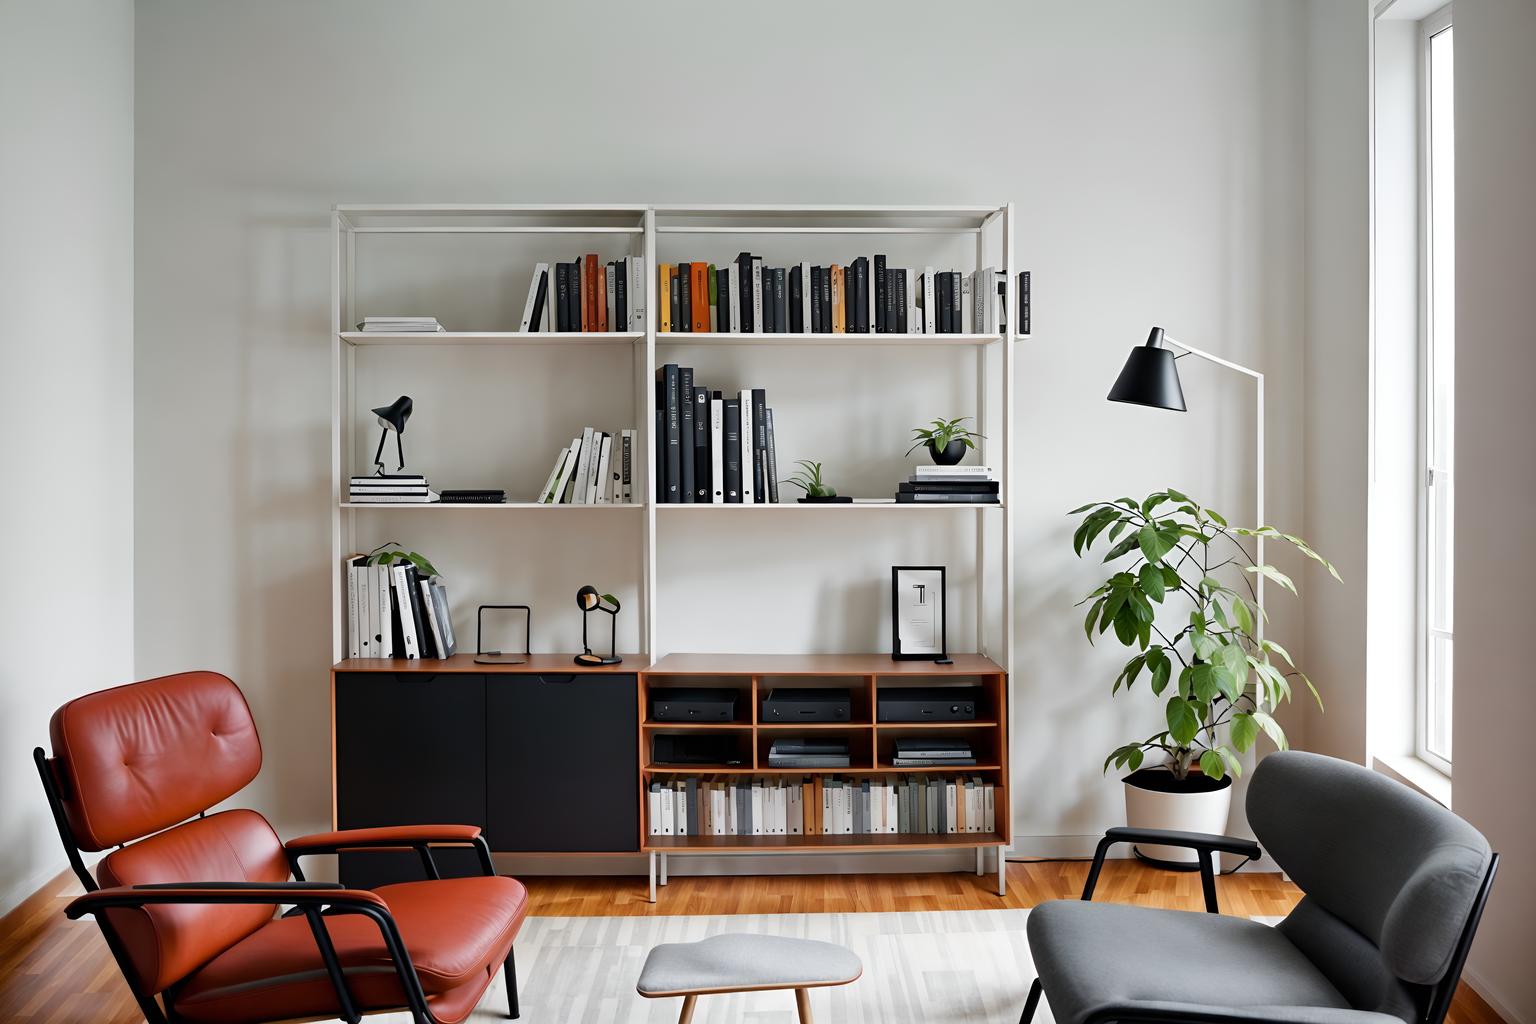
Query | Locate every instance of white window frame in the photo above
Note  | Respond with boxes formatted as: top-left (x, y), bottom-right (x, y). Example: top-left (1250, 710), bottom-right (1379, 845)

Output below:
top-left (1416, 2), bottom-right (1454, 775)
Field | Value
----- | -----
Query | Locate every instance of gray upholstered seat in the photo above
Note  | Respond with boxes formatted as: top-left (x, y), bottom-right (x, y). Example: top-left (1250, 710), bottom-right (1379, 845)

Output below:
top-left (1024, 750), bottom-right (1496, 1024)
top-left (637, 933), bottom-right (862, 996)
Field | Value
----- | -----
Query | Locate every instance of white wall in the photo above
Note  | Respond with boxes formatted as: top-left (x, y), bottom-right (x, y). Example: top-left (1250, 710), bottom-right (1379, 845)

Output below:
top-left (0, 0), bottom-right (134, 913)
top-left (1453, 1), bottom-right (1536, 1019)
top-left (134, 0), bottom-right (1320, 859)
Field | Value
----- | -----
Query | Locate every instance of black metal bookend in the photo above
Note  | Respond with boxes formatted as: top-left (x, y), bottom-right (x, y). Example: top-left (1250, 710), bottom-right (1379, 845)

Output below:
top-left (475, 605), bottom-right (531, 665)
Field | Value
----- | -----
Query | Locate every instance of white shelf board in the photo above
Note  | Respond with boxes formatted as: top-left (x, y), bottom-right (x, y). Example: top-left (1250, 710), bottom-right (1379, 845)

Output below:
top-left (340, 331), bottom-right (643, 347)
top-left (341, 502), bottom-right (646, 511)
top-left (656, 332), bottom-right (1001, 347)
top-left (656, 502), bottom-right (1003, 511)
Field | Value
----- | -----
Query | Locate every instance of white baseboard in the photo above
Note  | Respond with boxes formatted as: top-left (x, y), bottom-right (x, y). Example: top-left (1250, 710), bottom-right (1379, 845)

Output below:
top-left (0, 857), bottom-right (69, 920)
top-left (1461, 967), bottom-right (1528, 1024)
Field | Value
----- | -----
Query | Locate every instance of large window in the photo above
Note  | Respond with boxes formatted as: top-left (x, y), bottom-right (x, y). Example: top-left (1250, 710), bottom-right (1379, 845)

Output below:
top-left (1419, 6), bottom-right (1454, 771)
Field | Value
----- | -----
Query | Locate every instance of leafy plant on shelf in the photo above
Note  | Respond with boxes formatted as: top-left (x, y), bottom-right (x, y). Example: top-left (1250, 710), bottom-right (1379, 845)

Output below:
top-left (366, 542), bottom-right (439, 579)
top-left (1071, 489), bottom-right (1339, 782)
top-left (905, 416), bottom-right (985, 458)
top-left (784, 460), bottom-right (837, 498)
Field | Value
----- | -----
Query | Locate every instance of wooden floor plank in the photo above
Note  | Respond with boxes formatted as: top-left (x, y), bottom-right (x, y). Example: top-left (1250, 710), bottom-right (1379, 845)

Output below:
top-left (0, 862), bottom-right (1502, 1023)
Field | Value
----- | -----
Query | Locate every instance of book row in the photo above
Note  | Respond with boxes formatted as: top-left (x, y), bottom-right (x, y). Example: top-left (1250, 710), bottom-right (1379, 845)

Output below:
top-left (646, 774), bottom-right (998, 837)
top-left (656, 364), bottom-right (779, 503)
top-left (518, 255), bottom-right (648, 333)
top-left (344, 557), bottom-right (456, 660)
top-left (537, 427), bottom-right (637, 504)
top-left (659, 255), bottom-right (1030, 335)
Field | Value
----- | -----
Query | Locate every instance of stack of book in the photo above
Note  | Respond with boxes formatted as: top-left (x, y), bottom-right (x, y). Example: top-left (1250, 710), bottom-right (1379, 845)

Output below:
top-left (646, 774), bottom-right (997, 836)
top-left (349, 475), bottom-right (439, 504)
top-left (655, 364), bottom-right (779, 503)
top-left (536, 427), bottom-right (637, 504)
top-left (890, 737), bottom-right (976, 767)
top-left (659, 254), bottom-right (1016, 335)
top-left (344, 556), bottom-right (456, 660)
top-left (767, 738), bottom-right (851, 769)
top-left (518, 255), bottom-right (647, 333)
top-left (356, 316), bottom-right (444, 333)
top-left (896, 465), bottom-right (999, 504)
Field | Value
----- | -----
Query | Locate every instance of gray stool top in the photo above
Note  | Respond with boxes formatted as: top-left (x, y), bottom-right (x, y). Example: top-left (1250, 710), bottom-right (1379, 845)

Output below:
top-left (637, 933), bottom-right (863, 996)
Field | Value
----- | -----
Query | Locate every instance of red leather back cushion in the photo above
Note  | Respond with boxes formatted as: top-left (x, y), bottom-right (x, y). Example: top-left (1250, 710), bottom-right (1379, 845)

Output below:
top-left (50, 672), bottom-right (261, 850)
top-left (96, 809), bottom-right (289, 994)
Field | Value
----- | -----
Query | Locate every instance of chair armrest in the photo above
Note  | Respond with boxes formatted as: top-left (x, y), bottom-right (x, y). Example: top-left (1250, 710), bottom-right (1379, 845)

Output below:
top-left (1082, 828), bottom-right (1260, 913)
top-left (65, 882), bottom-right (388, 920)
top-left (285, 824), bottom-right (483, 854)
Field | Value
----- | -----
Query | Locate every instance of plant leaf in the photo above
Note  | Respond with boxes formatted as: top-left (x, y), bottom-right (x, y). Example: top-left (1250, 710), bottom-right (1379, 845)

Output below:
top-left (1246, 563), bottom-right (1298, 595)
top-left (1102, 533), bottom-right (1142, 564)
top-left (1137, 524), bottom-right (1178, 564)
top-left (1166, 697), bottom-right (1201, 746)
top-left (1139, 563), bottom-right (1166, 603)
top-left (1199, 749), bottom-right (1226, 780)
top-left (1252, 710), bottom-right (1289, 749)
top-left (1230, 711), bottom-right (1259, 752)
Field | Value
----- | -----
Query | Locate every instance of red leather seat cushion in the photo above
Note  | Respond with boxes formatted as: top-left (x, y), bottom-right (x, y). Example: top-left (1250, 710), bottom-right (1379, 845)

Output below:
top-left (172, 875), bottom-right (528, 1024)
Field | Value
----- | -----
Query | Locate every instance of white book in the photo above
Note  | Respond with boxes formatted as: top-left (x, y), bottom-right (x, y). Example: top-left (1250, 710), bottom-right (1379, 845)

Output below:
top-left (737, 391), bottom-right (755, 503)
top-left (373, 564), bottom-right (392, 657)
top-left (420, 577), bottom-right (447, 659)
top-left (972, 779), bottom-right (984, 833)
top-left (984, 784), bottom-right (995, 833)
top-left (674, 781), bottom-right (688, 836)
top-left (841, 783), bottom-right (854, 835)
top-left (914, 464), bottom-right (994, 477)
top-left (662, 785), bottom-right (674, 836)
top-left (788, 781), bottom-right (802, 835)
top-left (751, 780), bottom-right (763, 835)
top-left (922, 267), bottom-right (937, 334)
top-left (552, 437), bottom-right (583, 504)
top-left (586, 432), bottom-right (607, 502)
top-left (727, 782), bottom-right (739, 835)
top-left (520, 263), bottom-right (549, 331)
top-left (727, 263), bottom-right (741, 332)
top-left (571, 427), bottom-right (595, 503)
top-left (709, 399), bottom-right (724, 503)
top-left (605, 264), bottom-right (617, 332)
top-left (776, 782), bottom-right (788, 835)
top-left (392, 563), bottom-right (420, 658)
top-left (906, 269), bottom-right (919, 331)
top-left (887, 780), bottom-right (899, 834)
top-left (800, 260), bottom-right (813, 331)
top-left (593, 434), bottom-right (613, 504)
top-left (961, 274), bottom-right (974, 333)
top-left (946, 781), bottom-right (958, 834)
top-left (358, 559), bottom-right (374, 658)
top-left (648, 784), bottom-right (659, 836)
top-left (537, 447), bottom-right (567, 504)
top-left (751, 257), bottom-right (764, 333)
top-left (346, 561), bottom-right (362, 658)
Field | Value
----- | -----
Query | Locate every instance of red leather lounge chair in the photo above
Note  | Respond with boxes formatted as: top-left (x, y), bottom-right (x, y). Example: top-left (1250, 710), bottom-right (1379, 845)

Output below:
top-left (33, 671), bottom-right (527, 1024)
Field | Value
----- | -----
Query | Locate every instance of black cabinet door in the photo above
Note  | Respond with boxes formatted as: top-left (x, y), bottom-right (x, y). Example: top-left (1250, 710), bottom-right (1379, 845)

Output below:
top-left (334, 672), bottom-right (486, 887)
top-left (487, 674), bottom-right (638, 852)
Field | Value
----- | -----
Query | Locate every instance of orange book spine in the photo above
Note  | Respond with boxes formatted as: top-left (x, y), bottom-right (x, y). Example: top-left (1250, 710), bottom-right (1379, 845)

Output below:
top-left (583, 254), bottom-right (599, 332)
top-left (831, 265), bottom-right (846, 333)
top-left (691, 263), bottom-right (710, 332)
top-left (596, 260), bottom-right (609, 333)
top-left (658, 264), bottom-right (672, 332)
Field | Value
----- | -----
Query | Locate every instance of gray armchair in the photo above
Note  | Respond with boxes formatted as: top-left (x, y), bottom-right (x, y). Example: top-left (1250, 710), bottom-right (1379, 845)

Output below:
top-left (1021, 751), bottom-right (1497, 1024)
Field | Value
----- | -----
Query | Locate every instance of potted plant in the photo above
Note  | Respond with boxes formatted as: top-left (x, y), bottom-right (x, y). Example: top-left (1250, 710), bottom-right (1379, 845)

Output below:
top-left (1071, 489), bottom-right (1337, 866)
top-left (906, 416), bottom-right (984, 466)
top-left (367, 544), bottom-right (439, 577)
top-left (785, 460), bottom-right (849, 503)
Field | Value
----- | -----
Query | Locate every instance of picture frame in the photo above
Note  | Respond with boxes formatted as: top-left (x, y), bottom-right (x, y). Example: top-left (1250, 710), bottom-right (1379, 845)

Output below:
top-left (891, 565), bottom-right (947, 660)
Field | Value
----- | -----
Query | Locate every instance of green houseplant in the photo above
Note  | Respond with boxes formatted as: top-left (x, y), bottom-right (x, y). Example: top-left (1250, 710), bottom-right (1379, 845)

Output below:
top-left (1071, 489), bottom-right (1338, 862)
top-left (367, 544), bottom-right (438, 578)
top-left (906, 416), bottom-right (984, 465)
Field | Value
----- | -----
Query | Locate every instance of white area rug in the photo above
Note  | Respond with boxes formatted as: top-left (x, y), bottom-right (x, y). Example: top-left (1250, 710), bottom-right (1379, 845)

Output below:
top-left (381, 909), bottom-right (1047, 1023)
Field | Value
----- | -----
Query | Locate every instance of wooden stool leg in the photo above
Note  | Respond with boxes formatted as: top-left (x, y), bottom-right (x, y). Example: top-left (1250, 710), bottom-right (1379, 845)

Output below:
top-left (795, 987), bottom-right (813, 1024)
top-left (677, 993), bottom-right (697, 1024)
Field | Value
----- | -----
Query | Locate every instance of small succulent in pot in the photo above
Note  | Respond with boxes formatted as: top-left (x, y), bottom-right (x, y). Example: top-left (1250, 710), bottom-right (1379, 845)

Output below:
top-left (785, 460), bottom-right (838, 501)
top-left (906, 417), bottom-right (984, 465)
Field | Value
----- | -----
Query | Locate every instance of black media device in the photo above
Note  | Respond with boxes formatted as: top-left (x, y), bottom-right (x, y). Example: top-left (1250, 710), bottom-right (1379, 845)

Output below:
top-left (877, 686), bottom-right (984, 723)
top-left (760, 688), bottom-right (851, 723)
top-left (652, 734), bottom-right (743, 766)
top-left (650, 688), bottom-right (740, 723)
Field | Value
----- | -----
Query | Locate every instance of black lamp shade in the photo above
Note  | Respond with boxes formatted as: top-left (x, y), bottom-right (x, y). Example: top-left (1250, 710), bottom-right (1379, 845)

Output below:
top-left (1107, 328), bottom-right (1186, 412)
top-left (577, 585), bottom-right (600, 610)
top-left (372, 395), bottom-right (413, 433)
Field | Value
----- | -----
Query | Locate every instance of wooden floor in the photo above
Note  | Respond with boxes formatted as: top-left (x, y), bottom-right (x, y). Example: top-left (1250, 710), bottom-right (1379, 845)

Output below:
top-left (0, 860), bottom-right (1504, 1023)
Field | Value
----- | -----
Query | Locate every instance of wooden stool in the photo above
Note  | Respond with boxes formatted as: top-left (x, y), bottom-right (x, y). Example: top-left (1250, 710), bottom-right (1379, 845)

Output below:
top-left (636, 933), bottom-right (862, 1023)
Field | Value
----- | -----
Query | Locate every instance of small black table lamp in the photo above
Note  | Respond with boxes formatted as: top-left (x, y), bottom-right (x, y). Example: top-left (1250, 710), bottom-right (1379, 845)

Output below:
top-left (574, 585), bottom-right (622, 666)
top-left (372, 396), bottom-right (413, 476)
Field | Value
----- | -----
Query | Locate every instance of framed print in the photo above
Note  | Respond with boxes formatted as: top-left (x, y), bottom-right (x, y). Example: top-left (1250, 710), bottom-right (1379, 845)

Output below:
top-left (891, 565), bottom-right (946, 660)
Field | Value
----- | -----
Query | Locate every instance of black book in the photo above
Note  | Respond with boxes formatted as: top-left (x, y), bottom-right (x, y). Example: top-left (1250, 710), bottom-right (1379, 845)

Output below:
top-left (402, 563), bottom-right (432, 658)
top-left (884, 267), bottom-right (899, 333)
top-left (751, 388), bottom-right (768, 502)
top-left (818, 266), bottom-right (833, 333)
top-left (874, 254), bottom-right (888, 332)
top-left (899, 480), bottom-right (1000, 494)
top-left (937, 272), bottom-right (952, 333)
top-left (809, 267), bottom-right (824, 333)
top-left (736, 253), bottom-right (754, 332)
top-left (569, 261), bottom-right (584, 332)
top-left (773, 268), bottom-right (788, 333)
top-left (852, 257), bottom-right (869, 333)
top-left (654, 397), bottom-right (664, 503)
top-left (658, 364), bottom-right (681, 502)
top-left (764, 408), bottom-right (780, 503)
top-left (529, 269), bottom-right (548, 333)
top-left (722, 398), bottom-right (742, 503)
top-left (555, 262), bottom-right (571, 332)
top-left (693, 382), bottom-right (711, 501)
top-left (788, 266), bottom-right (803, 332)
top-left (716, 267), bottom-right (731, 333)
top-left (762, 270), bottom-right (776, 333)
top-left (950, 271), bottom-right (963, 334)
top-left (895, 491), bottom-right (999, 504)
top-left (669, 272), bottom-right (681, 334)
top-left (677, 263), bottom-right (691, 333)
top-left (1019, 270), bottom-right (1031, 335)
top-left (614, 261), bottom-right (627, 331)
top-left (894, 269), bottom-right (908, 333)
top-left (679, 368), bottom-right (696, 503)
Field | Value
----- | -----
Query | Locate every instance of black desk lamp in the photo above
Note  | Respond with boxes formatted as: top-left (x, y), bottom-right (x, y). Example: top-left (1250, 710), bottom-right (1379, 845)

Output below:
top-left (574, 585), bottom-right (622, 666)
top-left (372, 396), bottom-right (413, 476)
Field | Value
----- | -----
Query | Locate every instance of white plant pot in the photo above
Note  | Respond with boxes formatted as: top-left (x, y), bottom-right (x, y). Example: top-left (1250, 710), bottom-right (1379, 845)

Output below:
top-left (1122, 768), bottom-right (1234, 867)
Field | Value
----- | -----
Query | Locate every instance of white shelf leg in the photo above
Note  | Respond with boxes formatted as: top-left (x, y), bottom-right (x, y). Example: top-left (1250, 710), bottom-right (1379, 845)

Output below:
top-left (649, 851), bottom-right (657, 904)
top-left (997, 849), bottom-right (1007, 897)
top-left (975, 847), bottom-right (984, 876)
top-left (660, 852), bottom-right (669, 886)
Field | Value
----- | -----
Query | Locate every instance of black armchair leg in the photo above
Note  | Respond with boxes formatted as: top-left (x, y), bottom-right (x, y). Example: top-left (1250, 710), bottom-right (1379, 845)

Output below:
top-left (1019, 978), bottom-right (1043, 1024)
top-left (504, 947), bottom-right (519, 1019)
